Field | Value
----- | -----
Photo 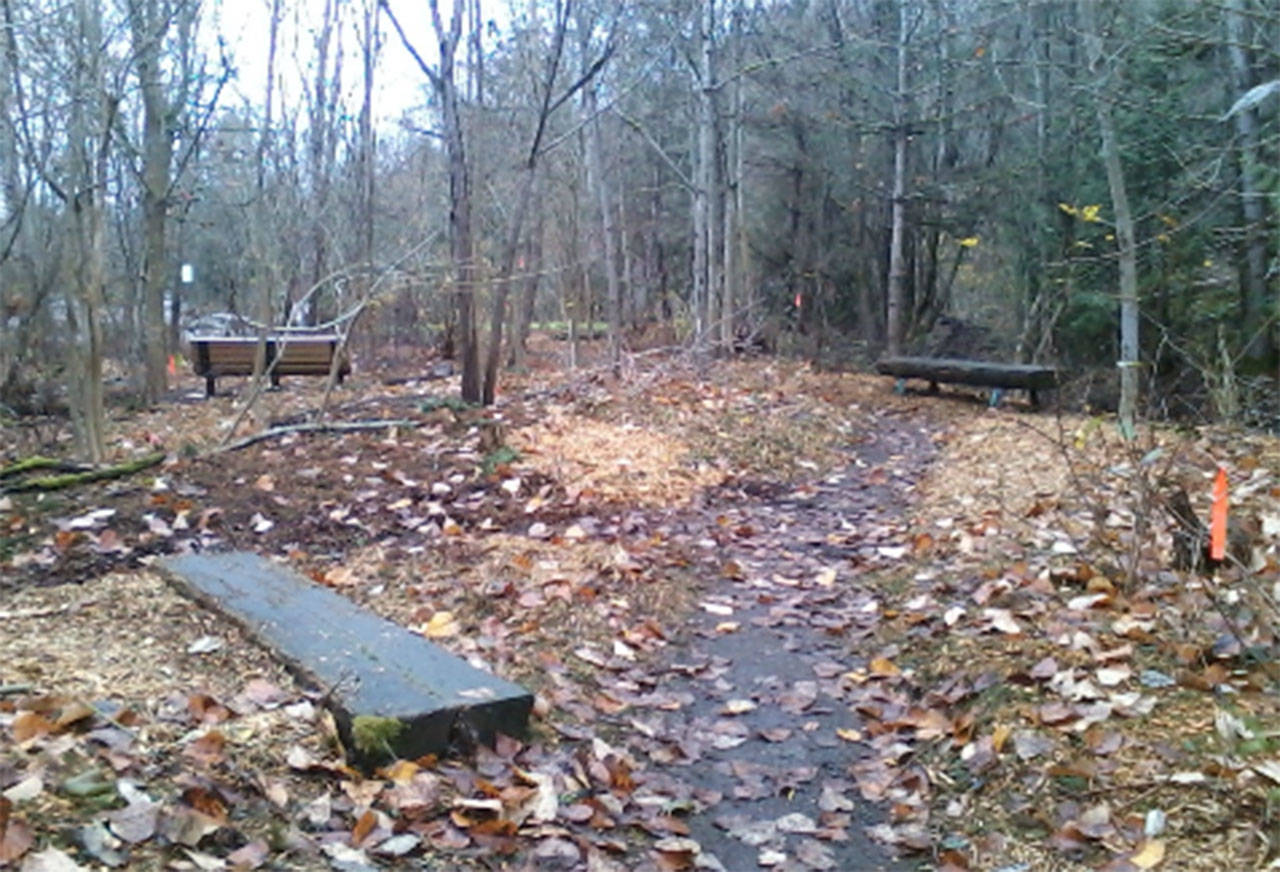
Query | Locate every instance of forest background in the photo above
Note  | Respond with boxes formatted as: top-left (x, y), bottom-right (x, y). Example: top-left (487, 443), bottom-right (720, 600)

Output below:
top-left (0, 0), bottom-right (1277, 457)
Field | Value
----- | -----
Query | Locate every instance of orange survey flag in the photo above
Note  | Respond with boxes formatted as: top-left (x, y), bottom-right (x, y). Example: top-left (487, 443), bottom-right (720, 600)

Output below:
top-left (168, 354), bottom-right (177, 376)
top-left (1209, 467), bottom-right (1228, 562)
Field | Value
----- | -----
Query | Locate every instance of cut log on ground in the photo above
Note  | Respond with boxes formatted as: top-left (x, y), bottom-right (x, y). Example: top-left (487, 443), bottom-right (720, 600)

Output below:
top-left (875, 356), bottom-right (1057, 408)
top-left (160, 552), bottom-right (534, 768)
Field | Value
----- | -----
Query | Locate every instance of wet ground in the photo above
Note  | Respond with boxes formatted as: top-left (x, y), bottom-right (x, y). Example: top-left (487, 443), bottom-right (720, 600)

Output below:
top-left (596, 409), bottom-right (936, 870)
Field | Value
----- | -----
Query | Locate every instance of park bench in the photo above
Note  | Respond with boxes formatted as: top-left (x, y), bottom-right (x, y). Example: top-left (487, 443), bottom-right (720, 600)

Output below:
top-left (188, 334), bottom-right (350, 397)
top-left (161, 552), bottom-right (533, 767)
top-left (875, 355), bottom-right (1057, 408)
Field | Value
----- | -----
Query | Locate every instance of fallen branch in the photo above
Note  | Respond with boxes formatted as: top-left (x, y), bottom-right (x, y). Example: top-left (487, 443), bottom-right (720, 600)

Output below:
top-left (0, 456), bottom-right (91, 480)
top-left (217, 420), bottom-right (420, 453)
top-left (1, 452), bottom-right (165, 494)
top-left (0, 684), bottom-right (34, 696)
top-left (0, 598), bottom-right (96, 621)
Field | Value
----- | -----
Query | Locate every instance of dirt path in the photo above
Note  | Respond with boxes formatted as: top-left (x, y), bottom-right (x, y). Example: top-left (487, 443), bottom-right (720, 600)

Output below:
top-left (596, 409), bottom-right (936, 870)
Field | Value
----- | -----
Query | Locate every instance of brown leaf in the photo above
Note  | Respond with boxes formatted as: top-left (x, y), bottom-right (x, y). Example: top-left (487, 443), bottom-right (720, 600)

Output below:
top-left (351, 809), bottom-right (378, 846)
top-left (181, 786), bottom-right (229, 824)
top-left (11, 712), bottom-right (55, 744)
top-left (184, 730), bottom-right (227, 767)
top-left (0, 799), bottom-right (34, 863)
top-left (187, 694), bottom-right (232, 725)
top-left (652, 837), bottom-right (700, 871)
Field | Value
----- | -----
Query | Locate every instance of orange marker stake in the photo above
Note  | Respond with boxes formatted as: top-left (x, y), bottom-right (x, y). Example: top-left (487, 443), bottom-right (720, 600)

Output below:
top-left (1209, 466), bottom-right (1228, 562)
top-left (168, 354), bottom-right (177, 376)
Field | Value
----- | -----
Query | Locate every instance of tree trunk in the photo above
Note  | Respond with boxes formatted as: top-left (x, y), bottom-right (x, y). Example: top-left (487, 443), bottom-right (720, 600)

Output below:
top-left (65, 0), bottom-right (113, 462)
top-left (1226, 0), bottom-right (1271, 366)
top-left (427, 0), bottom-right (481, 402)
top-left (581, 56), bottom-right (621, 376)
top-left (1080, 0), bottom-right (1139, 433)
top-left (691, 0), bottom-right (715, 349)
top-left (130, 0), bottom-right (174, 403)
top-left (509, 212), bottom-right (543, 370)
top-left (885, 0), bottom-right (909, 356)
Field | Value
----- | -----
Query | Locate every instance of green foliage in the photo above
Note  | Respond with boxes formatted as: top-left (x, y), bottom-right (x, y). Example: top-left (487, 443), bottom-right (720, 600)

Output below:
top-left (482, 445), bottom-right (520, 476)
top-left (420, 395), bottom-right (476, 415)
top-left (350, 715), bottom-right (404, 762)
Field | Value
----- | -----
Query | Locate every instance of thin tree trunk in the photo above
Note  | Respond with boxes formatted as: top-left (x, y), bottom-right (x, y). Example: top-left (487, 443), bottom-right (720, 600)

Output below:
top-left (692, 0), bottom-right (715, 348)
top-left (1226, 0), bottom-right (1271, 365)
top-left (581, 54), bottom-right (620, 375)
top-left (130, 0), bottom-right (172, 403)
top-left (885, 1), bottom-right (909, 356)
top-left (1080, 0), bottom-right (1139, 433)
top-left (509, 210), bottom-right (542, 369)
top-left (66, 0), bottom-right (113, 462)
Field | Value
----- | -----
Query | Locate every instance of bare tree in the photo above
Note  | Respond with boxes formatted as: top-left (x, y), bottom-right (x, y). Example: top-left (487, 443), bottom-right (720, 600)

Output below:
top-left (885, 0), bottom-right (910, 356)
top-left (1225, 0), bottom-right (1271, 365)
top-left (127, 0), bottom-right (203, 403)
top-left (1079, 0), bottom-right (1140, 433)
top-left (385, 0), bottom-right (481, 401)
top-left (65, 0), bottom-right (118, 460)
top-left (481, 0), bottom-right (612, 403)
top-left (577, 4), bottom-right (621, 375)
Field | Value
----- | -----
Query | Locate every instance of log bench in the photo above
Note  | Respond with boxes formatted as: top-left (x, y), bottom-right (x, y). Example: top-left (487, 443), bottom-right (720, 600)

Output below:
top-left (161, 552), bottom-right (533, 767)
top-left (875, 356), bottom-right (1057, 408)
top-left (188, 335), bottom-right (350, 397)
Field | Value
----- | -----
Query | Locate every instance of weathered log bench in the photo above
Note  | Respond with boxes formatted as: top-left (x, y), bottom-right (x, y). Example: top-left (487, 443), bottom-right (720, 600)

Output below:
top-left (161, 552), bottom-right (533, 767)
top-left (875, 356), bottom-right (1057, 408)
top-left (187, 335), bottom-right (350, 397)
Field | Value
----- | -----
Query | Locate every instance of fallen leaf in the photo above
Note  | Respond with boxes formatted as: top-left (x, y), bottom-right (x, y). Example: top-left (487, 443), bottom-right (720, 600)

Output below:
top-left (108, 801), bottom-right (158, 844)
top-left (16, 848), bottom-right (85, 871)
top-left (187, 635), bottom-right (224, 655)
top-left (868, 657), bottom-right (900, 678)
top-left (0, 803), bottom-right (33, 863)
top-left (422, 611), bottom-right (460, 639)
top-left (1130, 839), bottom-right (1166, 869)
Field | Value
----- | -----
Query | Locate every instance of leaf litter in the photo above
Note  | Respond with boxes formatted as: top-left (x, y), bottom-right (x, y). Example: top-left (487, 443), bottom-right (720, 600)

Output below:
top-left (2, 350), bottom-right (1280, 869)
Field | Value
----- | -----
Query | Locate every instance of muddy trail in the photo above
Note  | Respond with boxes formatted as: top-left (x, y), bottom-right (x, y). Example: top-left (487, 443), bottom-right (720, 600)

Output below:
top-left (590, 408), bottom-right (937, 871)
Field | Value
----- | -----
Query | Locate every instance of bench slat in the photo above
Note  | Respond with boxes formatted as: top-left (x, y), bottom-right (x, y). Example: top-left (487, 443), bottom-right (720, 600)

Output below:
top-left (188, 335), bottom-right (350, 396)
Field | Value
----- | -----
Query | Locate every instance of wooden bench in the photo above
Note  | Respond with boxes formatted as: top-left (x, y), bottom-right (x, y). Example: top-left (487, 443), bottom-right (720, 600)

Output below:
top-left (188, 335), bottom-right (350, 397)
top-left (875, 356), bottom-right (1057, 408)
top-left (161, 552), bottom-right (533, 767)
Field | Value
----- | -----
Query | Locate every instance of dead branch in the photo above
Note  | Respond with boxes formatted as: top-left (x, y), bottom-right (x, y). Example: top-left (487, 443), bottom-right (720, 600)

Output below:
top-left (0, 599), bottom-right (96, 620)
top-left (1, 452), bottom-right (165, 494)
top-left (216, 419), bottom-right (419, 454)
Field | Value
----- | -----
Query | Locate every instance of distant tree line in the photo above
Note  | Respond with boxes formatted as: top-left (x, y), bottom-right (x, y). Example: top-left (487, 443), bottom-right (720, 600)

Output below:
top-left (0, 0), bottom-right (1276, 457)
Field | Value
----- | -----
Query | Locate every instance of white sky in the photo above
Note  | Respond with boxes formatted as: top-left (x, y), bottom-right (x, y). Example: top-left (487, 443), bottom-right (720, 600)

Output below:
top-left (206, 0), bottom-right (480, 127)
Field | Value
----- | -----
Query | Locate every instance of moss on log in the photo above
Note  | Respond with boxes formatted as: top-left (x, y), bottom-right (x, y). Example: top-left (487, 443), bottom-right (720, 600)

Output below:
top-left (2, 451), bottom-right (166, 493)
top-left (0, 456), bottom-right (90, 480)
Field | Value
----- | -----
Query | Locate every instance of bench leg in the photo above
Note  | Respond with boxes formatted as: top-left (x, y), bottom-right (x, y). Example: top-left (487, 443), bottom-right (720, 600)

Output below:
top-left (927, 380), bottom-right (939, 395)
top-left (988, 388), bottom-right (1004, 408)
top-left (270, 371), bottom-right (281, 389)
top-left (1029, 389), bottom-right (1039, 410)
top-left (205, 376), bottom-right (215, 398)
